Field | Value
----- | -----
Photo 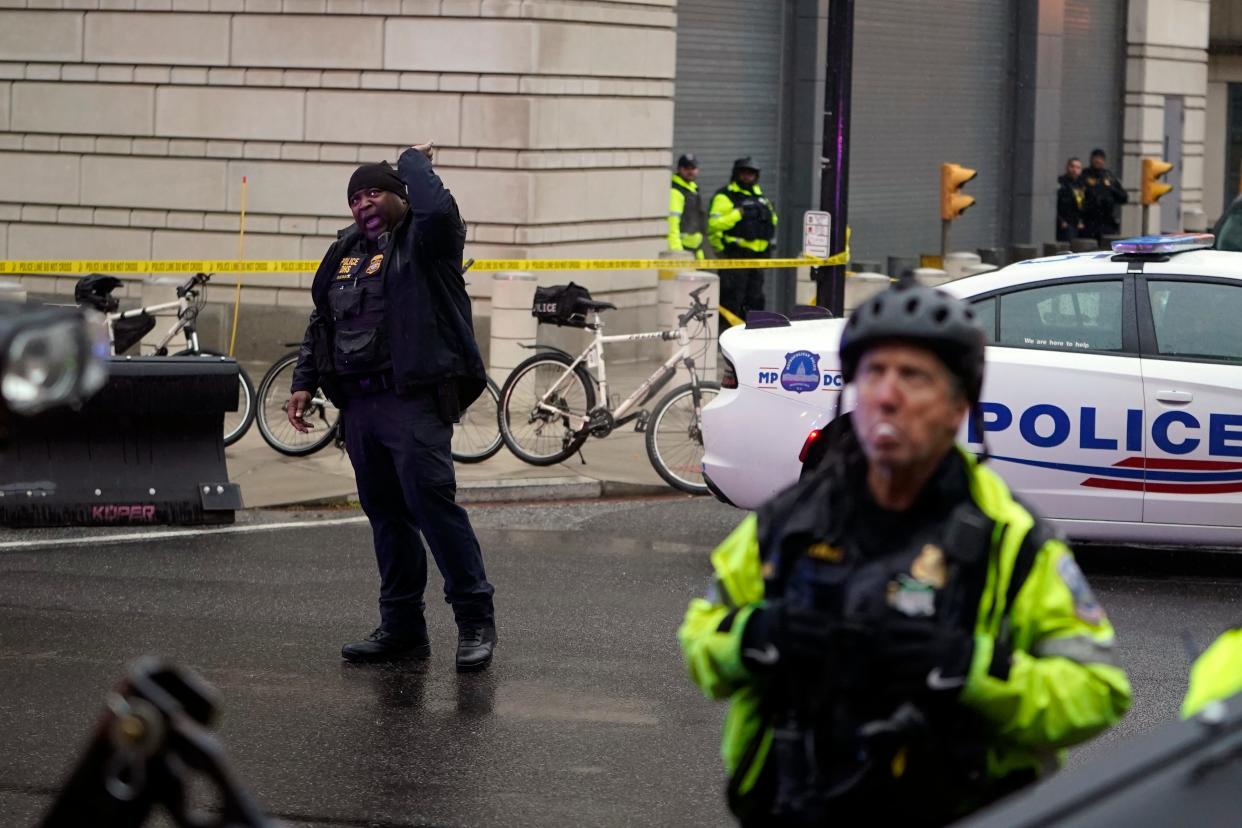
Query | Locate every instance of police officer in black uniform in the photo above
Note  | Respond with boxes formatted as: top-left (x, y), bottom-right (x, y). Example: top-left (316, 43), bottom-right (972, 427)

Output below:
top-left (1082, 148), bottom-right (1128, 241)
top-left (288, 143), bottom-right (496, 671)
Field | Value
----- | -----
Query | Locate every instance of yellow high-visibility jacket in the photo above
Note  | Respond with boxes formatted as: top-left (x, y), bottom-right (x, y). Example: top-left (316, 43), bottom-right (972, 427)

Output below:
top-left (678, 448), bottom-right (1131, 803)
top-left (708, 181), bottom-right (778, 253)
top-left (1182, 628), bottom-right (1242, 718)
top-left (668, 174), bottom-right (705, 259)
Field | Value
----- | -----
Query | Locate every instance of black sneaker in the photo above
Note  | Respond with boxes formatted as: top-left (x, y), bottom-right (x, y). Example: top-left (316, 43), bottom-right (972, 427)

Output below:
top-left (455, 625), bottom-right (496, 672)
top-left (341, 627), bottom-right (431, 663)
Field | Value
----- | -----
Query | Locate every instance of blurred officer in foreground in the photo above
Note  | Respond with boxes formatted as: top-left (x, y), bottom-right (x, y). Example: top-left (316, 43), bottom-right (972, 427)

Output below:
top-left (1183, 627), bottom-right (1242, 718)
top-left (289, 143), bottom-right (497, 671)
top-left (708, 157), bottom-right (778, 324)
top-left (1056, 156), bottom-right (1086, 242)
top-left (1082, 148), bottom-right (1128, 241)
top-left (679, 282), bottom-right (1130, 826)
top-left (668, 153), bottom-right (706, 260)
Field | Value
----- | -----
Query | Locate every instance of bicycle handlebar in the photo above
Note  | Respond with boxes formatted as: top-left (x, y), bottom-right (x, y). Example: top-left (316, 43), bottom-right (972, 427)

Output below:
top-left (176, 272), bottom-right (211, 298)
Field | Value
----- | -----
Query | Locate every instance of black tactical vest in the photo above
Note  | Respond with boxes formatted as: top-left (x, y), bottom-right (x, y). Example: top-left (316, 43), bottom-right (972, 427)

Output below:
top-left (719, 186), bottom-right (775, 242)
top-left (329, 247), bottom-right (391, 376)
top-left (672, 179), bottom-right (705, 236)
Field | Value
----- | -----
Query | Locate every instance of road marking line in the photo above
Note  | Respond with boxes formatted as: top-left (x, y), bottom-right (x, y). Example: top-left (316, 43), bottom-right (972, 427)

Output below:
top-left (0, 516), bottom-right (370, 551)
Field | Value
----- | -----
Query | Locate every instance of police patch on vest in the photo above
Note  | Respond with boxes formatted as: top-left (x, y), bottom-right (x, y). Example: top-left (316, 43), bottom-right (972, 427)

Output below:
top-left (1057, 555), bottom-right (1104, 625)
top-left (781, 350), bottom-right (820, 393)
top-left (887, 574), bottom-right (936, 617)
top-left (806, 542), bottom-right (844, 563)
top-left (911, 543), bottom-right (947, 589)
top-left (337, 256), bottom-right (362, 279)
top-left (365, 254), bottom-right (383, 275)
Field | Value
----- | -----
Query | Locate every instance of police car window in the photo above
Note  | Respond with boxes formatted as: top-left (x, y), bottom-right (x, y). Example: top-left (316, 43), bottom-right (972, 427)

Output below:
top-left (1147, 280), bottom-right (1242, 361)
top-left (970, 297), bottom-right (997, 344)
top-left (996, 281), bottom-right (1123, 351)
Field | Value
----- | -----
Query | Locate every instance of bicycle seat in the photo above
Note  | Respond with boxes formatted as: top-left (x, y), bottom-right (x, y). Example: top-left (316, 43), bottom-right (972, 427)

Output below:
top-left (578, 299), bottom-right (617, 312)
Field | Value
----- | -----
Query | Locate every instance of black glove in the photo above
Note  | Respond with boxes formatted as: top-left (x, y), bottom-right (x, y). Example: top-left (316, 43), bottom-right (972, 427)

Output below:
top-left (874, 617), bottom-right (974, 696)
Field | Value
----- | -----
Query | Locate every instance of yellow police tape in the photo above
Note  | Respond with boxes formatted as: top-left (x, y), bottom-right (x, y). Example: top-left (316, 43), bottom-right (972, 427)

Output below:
top-left (0, 252), bottom-right (849, 276)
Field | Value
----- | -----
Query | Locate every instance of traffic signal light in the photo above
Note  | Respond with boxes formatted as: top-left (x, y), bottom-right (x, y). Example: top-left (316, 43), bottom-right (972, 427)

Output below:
top-left (940, 163), bottom-right (977, 221)
top-left (1142, 158), bottom-right (1174, 206)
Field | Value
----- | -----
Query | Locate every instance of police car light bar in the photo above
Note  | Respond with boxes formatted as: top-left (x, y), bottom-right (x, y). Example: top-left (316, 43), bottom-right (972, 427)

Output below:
top-left (1110, 233), bottom-right (1214, 255)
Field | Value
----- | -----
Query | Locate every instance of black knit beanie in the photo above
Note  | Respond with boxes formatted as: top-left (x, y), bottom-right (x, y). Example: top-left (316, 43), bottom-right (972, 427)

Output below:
top-left (347, 161), bottom-right (406, 200)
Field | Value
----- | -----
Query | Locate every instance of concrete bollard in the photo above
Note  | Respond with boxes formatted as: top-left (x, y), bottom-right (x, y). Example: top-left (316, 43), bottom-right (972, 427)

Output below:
top-left (673, 270), bottom-right (719, 374)
top-left (844, 272), bottom-right (890, 314)
top-left (961, 263), bottom-right (998, 277)
top-left (912, 267), bottom-right (950, 287)
top-left (1009, 244), bottom-right (1039, 263)
top-left (977, 247), bottom-right (1004, 267)
top-left (658, 250), bottom-right (694, 336)
top-left (0, 279), bottom-right (27, 304)
top-left (488, 271), bottom-right (537, 383)
top-left (1183, 209), bottom-right (1208, 232)
top-left (887, 256), bottom-right (919, 279)
top-left (1069, 238), bottom-right (1099, 252)
top-left (943, 252), bottom-right (982, 279)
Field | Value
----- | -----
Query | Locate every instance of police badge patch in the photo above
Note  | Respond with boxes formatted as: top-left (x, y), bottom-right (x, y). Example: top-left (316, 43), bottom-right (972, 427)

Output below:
top-left (1057, 555), bottom-right (1104, 625)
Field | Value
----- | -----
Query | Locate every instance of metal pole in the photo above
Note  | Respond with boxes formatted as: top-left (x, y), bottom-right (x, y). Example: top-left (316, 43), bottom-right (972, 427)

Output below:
top-left (1142, 205), bottom-right (1150, 235)
top-left (941, 220), bottom-right (950, 259)
top-left (815, 0), bottom-right (855, 315)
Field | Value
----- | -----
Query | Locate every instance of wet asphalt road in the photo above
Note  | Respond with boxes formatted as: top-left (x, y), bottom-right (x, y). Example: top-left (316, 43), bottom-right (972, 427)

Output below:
top-left (1, 497), bottom-right (1241, 826)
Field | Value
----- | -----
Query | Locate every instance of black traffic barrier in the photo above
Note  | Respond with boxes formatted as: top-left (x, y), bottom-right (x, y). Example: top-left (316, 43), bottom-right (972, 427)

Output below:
top-left (886, 256), bottom-right (919, 278)
top-left (1070, 238), bottom-right (1100, 252)
top-left (0, 356), bottom-right (243, 527)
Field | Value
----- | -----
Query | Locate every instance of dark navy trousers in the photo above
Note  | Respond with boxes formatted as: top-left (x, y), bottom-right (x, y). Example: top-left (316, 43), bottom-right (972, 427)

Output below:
top-left (342, 387), bottom-right (495, 633)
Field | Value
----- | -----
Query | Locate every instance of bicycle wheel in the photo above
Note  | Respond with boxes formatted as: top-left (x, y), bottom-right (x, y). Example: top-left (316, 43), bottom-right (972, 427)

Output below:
top-left (645, 381), bottom-right (720, 495)
top-left (174, 348), bottom-right (256, 447)
top-left (498, 353), bottom-right (595, 466)
top-left (256, 351), bottom-right (340, 457)
top-left (452, 377), bottom-right (503, 463)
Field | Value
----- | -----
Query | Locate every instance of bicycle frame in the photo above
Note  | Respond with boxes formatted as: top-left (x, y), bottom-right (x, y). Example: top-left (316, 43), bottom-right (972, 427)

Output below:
top-left (535, 313), bottom-right (703, 431)
top-left (104, 294), bottom-right (199, 356)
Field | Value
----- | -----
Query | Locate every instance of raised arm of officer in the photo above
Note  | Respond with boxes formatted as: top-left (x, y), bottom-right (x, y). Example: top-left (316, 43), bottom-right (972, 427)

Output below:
top-left (397, 142), bottom-right (458, 247)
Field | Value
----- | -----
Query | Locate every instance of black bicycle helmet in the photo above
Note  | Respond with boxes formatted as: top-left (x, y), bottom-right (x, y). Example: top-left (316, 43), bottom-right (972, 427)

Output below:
top-left (839, 281), bottom-right (986, 405)
top-left (74, 273), bottom-right (123, 313)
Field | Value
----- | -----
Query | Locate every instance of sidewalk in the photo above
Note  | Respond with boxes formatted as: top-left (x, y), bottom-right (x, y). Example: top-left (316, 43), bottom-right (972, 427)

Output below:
top-left (229, 358), bottom-right (683, 508)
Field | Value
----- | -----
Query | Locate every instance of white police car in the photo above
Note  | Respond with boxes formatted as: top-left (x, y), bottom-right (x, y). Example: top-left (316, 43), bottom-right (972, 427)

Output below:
top-left (701, 234), bottom-right (1242, 545)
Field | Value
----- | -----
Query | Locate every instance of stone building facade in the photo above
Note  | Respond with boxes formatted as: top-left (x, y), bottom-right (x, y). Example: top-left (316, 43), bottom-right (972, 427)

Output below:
top-left (0, 0), bottom-right (676, 354)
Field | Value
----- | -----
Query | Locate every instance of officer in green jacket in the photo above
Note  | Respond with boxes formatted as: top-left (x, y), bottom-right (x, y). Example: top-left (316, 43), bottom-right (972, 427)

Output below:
top-left (669, 154), bottom-right (706, 260)
top-left (1182, 627), bottom-right (1242, 718)
top-left (708, 157), bottom-right (778, 325)
top-left (678, 282), bottom-right (1131, 826)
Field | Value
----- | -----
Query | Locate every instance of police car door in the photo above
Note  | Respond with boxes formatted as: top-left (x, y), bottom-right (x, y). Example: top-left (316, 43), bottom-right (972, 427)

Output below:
top-left (966, 276), bottom-right (1144, 524)
top-left (1138, 275), bottom-right (1242, 528)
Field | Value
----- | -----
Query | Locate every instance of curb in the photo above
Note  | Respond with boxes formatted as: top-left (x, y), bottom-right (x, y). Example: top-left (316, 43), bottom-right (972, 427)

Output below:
top-left (252, 476), bottom-right (679, 509)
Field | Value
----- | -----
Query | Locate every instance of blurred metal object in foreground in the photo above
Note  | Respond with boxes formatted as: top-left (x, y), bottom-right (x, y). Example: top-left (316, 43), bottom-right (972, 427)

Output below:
top-left (39, 659), bottom-right (279, 828)
top-left (956, 691), bottom-right (1242, 828)
top-left (0, 302), bottom-right (108, 438)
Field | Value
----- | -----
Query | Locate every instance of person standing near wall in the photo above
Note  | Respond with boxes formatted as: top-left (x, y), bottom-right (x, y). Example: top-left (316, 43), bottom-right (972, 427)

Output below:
top-left (669, 153), bottom-right (706, 260)
top-left (708, 157), bottom-right (778, 325)
top-left (1056, 157), bottom-right (1086, 242)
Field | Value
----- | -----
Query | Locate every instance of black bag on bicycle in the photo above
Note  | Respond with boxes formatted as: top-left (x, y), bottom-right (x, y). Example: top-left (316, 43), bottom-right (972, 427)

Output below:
top-left (531, 282), bottom-right (592, 328)
top-left (111, 312), bottom-right (156, 354)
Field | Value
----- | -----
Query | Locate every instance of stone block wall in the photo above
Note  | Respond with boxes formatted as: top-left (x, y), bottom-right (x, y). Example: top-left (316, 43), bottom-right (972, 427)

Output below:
top-left (0, 0), bottom-right (676, 360)
top-left (1123, 0), bottom-right (1209, 235)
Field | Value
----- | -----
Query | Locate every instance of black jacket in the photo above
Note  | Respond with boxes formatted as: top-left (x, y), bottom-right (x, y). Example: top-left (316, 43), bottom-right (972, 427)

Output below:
top-left (290, 149), bottom-right (486, 410)
top-left (1082, 167), bottom-right (1128, 235)
top-left (1056, 173), bottom-right (1085, 238)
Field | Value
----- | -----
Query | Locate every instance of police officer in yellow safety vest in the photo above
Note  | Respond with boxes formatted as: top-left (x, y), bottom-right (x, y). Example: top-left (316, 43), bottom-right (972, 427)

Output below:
top-left (678, 282), bottom-right (1131, 827)
top-left (669, 154), bottom-right (706, 260)
top-left (1182, 627), bottom-right (1242, 718)
top-left (709, 157), bottom-right (778, 324)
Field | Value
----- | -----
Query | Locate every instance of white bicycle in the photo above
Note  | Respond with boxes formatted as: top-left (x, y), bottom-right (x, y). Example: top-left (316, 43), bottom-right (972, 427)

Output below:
top-left (497, 284), bottom-right (719, 494)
